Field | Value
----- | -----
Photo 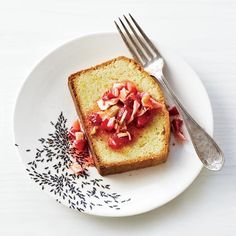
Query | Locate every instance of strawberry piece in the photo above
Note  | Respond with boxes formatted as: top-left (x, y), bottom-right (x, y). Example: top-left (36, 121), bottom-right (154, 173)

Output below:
top-left (69, 120), bottom-right (81, 142)
top-left (172, 117), bottom-right (183, 130)
top-left (100, 117), bottom-right (115, 131)
top-left (126, 81), bottom-right (137, 93)
top-left (136, 111), bottom-right (152, 128)
top-left (174, 132), bottom-right (186, 142)
top-left (102, 89), bottom-right (117, 101)
top-left (68, 131), bottom-right (75, 141)
top-left (171, 118), bottom-right (186, 142)
top-left (108, 134), bottom-right (129, 149)
top-left (124, 94), bottom-right (134, 108)
top-left (89, 112), bottom-right (102, 125)
top-left (73, 139), bottom-right (86, 152)
top-left (100, 118), bottom-right (109, 130)
top-left (168, 106), bottom-right (179, 116)
top-left (69, 127), bottom-right (76, 137)
top-left (72, 119), bottom-right (81, 131)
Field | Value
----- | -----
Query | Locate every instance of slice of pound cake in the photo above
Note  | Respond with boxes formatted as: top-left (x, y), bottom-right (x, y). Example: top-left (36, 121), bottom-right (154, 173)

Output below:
top-left (68, 56), bottom-right (170, 176)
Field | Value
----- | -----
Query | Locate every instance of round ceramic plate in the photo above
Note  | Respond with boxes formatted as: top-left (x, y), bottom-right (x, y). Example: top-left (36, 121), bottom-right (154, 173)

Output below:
top-left (14, 32), bottom-right (213, 217)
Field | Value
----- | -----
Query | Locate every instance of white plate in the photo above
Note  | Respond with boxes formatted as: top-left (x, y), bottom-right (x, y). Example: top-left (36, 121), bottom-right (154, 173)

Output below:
top-left (14, 32), bottom-right (213, 217)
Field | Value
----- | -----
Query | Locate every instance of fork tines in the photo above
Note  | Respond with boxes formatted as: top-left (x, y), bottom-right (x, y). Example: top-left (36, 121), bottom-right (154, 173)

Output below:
top-left (114, 14), bottom-right (160, 66)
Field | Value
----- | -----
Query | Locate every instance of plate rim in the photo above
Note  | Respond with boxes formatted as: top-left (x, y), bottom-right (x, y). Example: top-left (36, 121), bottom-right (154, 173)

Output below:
top-left (13, 32), bottom-right (214, 217)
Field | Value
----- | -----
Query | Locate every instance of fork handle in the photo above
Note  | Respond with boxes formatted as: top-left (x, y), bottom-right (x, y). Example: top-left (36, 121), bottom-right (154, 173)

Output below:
top-left (153, 74), bottom-right (224, 171)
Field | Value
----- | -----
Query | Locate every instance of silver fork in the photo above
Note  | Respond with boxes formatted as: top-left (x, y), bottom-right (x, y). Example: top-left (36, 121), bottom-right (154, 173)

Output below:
top-left (115, 14), bottom-right (224, 171)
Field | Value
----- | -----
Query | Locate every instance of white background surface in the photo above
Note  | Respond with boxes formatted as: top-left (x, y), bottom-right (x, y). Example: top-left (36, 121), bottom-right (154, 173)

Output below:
top-left (0, 0), bottom-right (235, 235)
